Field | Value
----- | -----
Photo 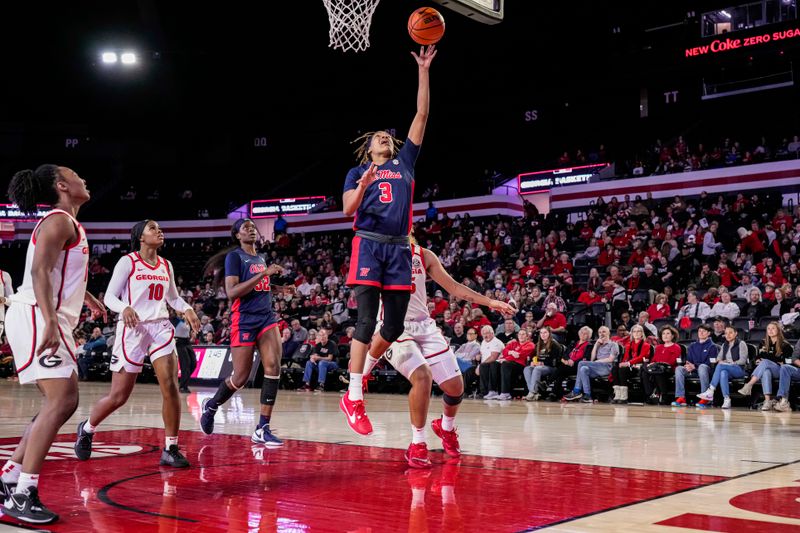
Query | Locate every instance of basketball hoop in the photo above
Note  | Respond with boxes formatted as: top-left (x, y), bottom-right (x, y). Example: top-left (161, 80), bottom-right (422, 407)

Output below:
top-left (322, 0), bottom-right (381, 53)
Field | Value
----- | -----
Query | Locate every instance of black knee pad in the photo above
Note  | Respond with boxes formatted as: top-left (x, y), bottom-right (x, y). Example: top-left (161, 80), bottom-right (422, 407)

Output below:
top-left (260, 376), bottom-right (279, 406)
top-left (379, 322), bottom-right (405, 343)
top-left (443, 393), bottom-right (463, 406)
top-left (354, 316), bottom-right (378, 344)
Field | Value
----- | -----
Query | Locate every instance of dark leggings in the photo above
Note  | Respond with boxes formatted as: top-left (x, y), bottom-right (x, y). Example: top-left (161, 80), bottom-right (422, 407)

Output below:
top-left (353, 285), bottom-right (411, 344)
top-left (552, 363), bottom-right (577, 398)
top-left (611, 364), bottom-right (637, 387)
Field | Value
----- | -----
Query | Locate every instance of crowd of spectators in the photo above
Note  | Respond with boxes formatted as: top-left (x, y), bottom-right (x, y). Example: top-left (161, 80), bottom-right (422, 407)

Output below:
top-left (2, 181), bottom-right (800, 408)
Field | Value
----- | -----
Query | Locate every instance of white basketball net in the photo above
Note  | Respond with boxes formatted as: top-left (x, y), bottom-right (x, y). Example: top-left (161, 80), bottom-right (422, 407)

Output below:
top-left (322, 0), bottom-right (381, 53)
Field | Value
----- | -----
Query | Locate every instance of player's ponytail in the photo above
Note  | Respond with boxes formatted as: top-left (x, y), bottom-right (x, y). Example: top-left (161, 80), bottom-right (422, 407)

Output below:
top-left (202, 219), bottom-right (251, 289)
top-left (7, 164), bottom-right (61, 214)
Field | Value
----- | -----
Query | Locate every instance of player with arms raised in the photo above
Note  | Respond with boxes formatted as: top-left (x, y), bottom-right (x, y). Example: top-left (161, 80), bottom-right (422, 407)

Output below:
top-left (340, 45), bottom-right (437, 435)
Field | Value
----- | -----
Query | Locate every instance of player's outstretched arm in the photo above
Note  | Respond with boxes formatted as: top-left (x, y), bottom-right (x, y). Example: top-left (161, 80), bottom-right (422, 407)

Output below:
top-left (423, 248), bottom-right (515, 316)
top-left (408, 45), bottom-right (437, 146)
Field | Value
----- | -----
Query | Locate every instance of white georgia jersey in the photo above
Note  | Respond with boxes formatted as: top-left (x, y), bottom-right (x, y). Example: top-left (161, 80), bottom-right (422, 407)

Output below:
top-left (10, 209), bottom-right (89, 329)
top-left (0, 269), bottom-right (13, 322)
top-left (378, 245), bottom-right (430, 323)
top-left (104, 252), bottom-right (191, 322)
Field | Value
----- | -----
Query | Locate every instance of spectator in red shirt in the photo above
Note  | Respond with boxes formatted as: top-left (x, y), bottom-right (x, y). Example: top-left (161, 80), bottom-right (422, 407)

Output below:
top-left (627, 244), bottom-right (646, 267)
top-left (520, 257), bottom-right (539, 279)
top-left (647, 293), bottom-right (671, 320)
top-left (467, 308), bottom-right (492, 331)
top-left (552, 253), bottom-right (574, 276)
top-left (738, 227), bottom-right (765, 255)
top-left (431, 290), bottom-right (449, 318)
top-left (643, 325), bottom-right (682, 404)
top-left (496, 329), bottom-right (535, 400)
top-left (536, 303), bottom-right (567, 341)
top-left (611, 324), bottom-right (653, 403)
top-left (598, 244), bottom-right (616, 267)
top-left (578, 288), bottom-right (602, 306)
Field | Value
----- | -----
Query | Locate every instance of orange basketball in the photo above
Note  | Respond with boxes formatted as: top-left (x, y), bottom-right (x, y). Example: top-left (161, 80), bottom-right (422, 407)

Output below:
top-left (408, 7), bottom-right (445, 45)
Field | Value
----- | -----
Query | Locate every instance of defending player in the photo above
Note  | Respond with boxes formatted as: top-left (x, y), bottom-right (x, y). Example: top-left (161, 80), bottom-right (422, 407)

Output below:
top-left (1, 165), bottom-right (106, 524)
top-left (364, 242), bottom-right (515, 467)
top-left (200, 219), bottom-right (294, 446)
top-left (74, 220), bottom-right (200, 467)
top-left (340, 45), bottom-right (437, 435)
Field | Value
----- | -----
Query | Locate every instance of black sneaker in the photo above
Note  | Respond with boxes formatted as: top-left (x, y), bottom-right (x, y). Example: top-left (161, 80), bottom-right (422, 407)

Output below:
top-left (74, 420), bottom-right (94, 461)
top-left (160, 445), bottom-right (190, 468)
top-left (0, 478), bottom-right (16, 499)
top-left (200, 398), bottom-right (216, 435)
top-left (3, 488), bottom-right (59, 524)
top-left (580, 396), bottom-right (594, 404)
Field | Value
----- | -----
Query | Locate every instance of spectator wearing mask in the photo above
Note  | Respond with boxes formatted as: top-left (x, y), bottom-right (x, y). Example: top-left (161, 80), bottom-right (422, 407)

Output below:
top-left (564, 326), bottom-right (619, 403)
top-left (496, 329), bottom-right (535, 400)
top-left (697, 326), bottom-right (748, 409)
top-left (738, 322), bottom-right (793, 411)
top-left (523, 326), bottom-right (564, 401)
top-left (672, 324), bottom-right (716, 407)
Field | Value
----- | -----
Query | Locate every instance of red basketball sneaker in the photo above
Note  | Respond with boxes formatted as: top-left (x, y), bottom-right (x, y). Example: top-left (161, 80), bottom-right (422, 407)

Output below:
top-left (339, 392), bottom-right (373, 436)
top-left (405, 442), bottom-right (432, 469)
top-left (431, 417), bottom-right (461, 458)
top-left (362, 374), bottom-right (370, 394)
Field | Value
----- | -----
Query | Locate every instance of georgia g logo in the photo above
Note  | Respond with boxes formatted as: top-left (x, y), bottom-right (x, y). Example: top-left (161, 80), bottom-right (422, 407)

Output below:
top-left (39, 354), bottom-right (63, 368)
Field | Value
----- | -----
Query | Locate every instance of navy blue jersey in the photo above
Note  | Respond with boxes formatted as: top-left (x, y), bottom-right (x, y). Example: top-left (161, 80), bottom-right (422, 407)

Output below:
top-left (343, 138), bottom-right (420, 237)
top-left (224, 248), bottom-right (271, 315)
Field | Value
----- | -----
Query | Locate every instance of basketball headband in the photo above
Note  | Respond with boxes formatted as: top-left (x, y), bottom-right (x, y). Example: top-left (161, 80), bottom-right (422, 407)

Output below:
top-left (231, 218), bottom-right (257, 241)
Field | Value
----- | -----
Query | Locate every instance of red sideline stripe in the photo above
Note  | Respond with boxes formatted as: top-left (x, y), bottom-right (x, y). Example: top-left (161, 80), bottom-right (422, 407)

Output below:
top-left (656, 513), bottom-right (800, 532)
top-left (55, 252), bottom-right (69, 311)
top-left (17, 306), bottom-right (37, 373)
top-left (57, 324), bottom-right (77, 362)
top-left (383, 284), bottom-right (413, 291)
top-left (551, 168), bottom-right (800, 203)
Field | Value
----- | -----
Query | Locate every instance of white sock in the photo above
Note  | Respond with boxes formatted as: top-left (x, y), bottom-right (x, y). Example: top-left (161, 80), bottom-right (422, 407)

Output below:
top-left (84, 420), bottom-right (97, 434)
top-left (364, 354), bottom-right (380, 375)
top-left (348, 373), bottom-right (364, 401)
top-left (166, 436), bottom-right (178, 449)
top-left (16, 472), bottom-right (39, 495)
top-left (442, 485), bottom-right (456, 505)
top-left (411, 488), bottom-right (426, 508)
top-left (441, 415), bottom-right (456, 432)
top-left (1, 461), bottom-right (22, 484)
top-left (412, 425), bottom-right (426, 444)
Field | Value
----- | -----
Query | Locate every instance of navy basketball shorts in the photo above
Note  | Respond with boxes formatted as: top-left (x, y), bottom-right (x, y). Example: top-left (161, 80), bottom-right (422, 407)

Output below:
top-left (230, 311), bottom-right (279, 347)
top-left (346, 237), bottom-right (412, 291)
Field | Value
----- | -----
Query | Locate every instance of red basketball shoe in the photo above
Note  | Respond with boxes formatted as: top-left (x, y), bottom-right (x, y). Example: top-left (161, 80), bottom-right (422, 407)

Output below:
top-left (405, 442), bottom-right (432, 469)
top-left (339, 392), bottom-right (373, 436)
top-left (431, 417), bottom-right (461, 458)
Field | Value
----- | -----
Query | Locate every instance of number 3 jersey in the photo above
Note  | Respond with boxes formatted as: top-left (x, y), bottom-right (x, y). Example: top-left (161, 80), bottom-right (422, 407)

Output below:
top-left (343, 138), bottom-right (419, 237)
top-left (104, 252), bottom-right (192, 322)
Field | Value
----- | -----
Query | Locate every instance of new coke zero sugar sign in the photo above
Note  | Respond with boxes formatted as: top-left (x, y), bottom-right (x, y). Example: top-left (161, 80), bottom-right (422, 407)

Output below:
top-left (685, 27), bottom-right (800, 57)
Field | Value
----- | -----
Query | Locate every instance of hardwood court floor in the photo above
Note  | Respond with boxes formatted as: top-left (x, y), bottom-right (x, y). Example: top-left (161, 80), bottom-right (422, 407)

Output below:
top-left (0, 382), bottom-right (798, 532)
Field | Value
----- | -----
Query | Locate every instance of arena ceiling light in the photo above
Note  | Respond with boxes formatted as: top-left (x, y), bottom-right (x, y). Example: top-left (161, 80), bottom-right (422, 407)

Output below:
top-left (99, 50), bottom-right (138, 67)
top-left (120, 52), bottom-right (137, 65)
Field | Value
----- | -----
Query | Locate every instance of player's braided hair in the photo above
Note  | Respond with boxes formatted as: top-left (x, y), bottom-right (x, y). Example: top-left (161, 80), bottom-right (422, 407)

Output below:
top-left (7, 164), bottom-right (61, 214)
top-left (352, 131), bottom-right (404, 164)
